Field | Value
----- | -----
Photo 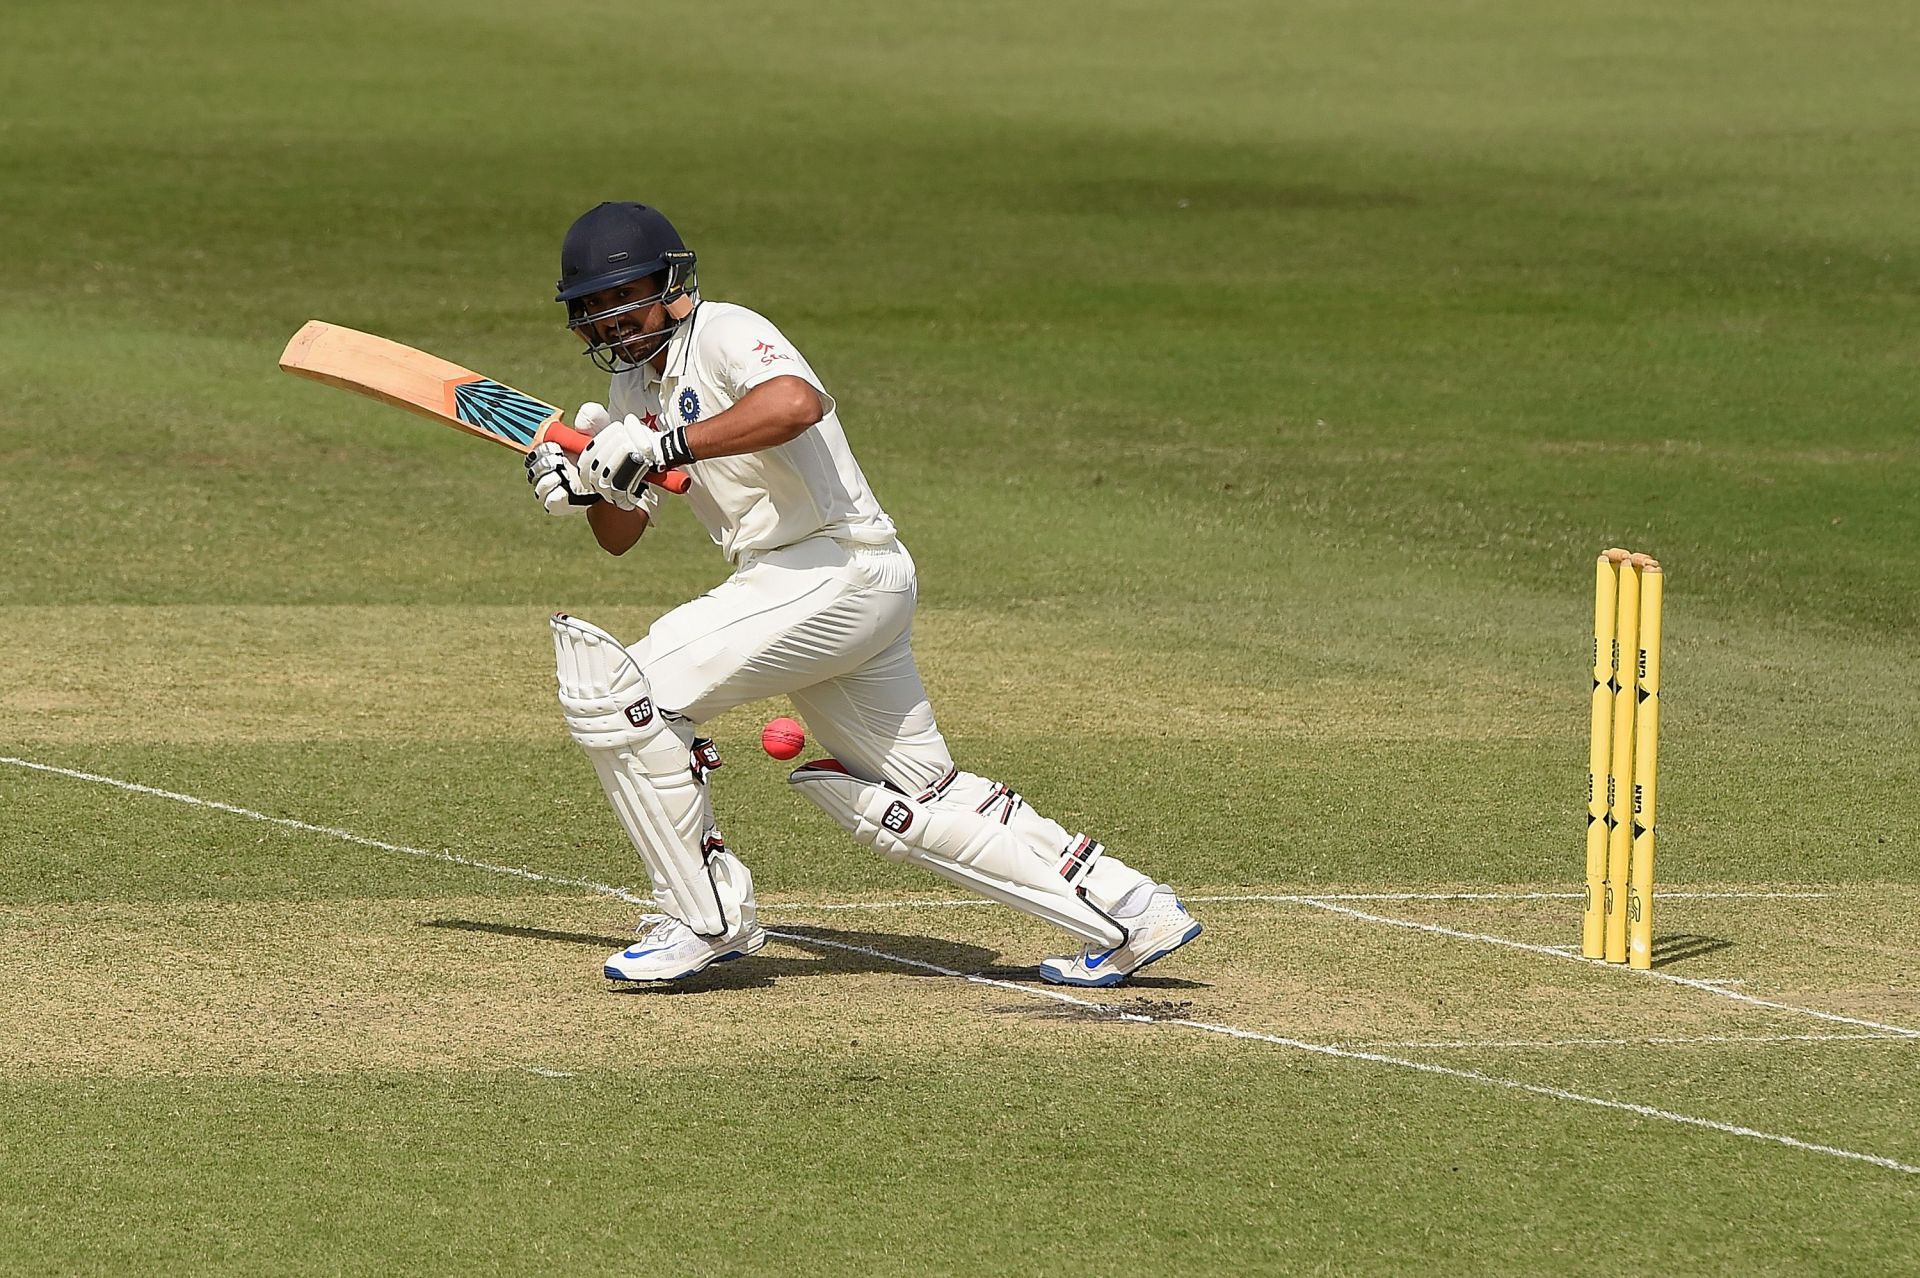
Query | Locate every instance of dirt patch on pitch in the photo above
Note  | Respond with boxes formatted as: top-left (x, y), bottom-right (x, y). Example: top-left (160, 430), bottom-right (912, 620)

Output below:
top-left (0, 895), bottom-right (1200, 1078)
top-left (5, 886), bottom-right (1914, 1080)
top-left (989, 995), bottom-right (1207, 1024)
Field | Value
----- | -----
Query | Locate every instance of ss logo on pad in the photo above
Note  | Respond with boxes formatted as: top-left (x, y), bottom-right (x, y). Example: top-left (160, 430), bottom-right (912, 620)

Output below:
top-left (881, 801), bottom-right (914, 834)
top-left (623, 697), bottom-right (654, 728)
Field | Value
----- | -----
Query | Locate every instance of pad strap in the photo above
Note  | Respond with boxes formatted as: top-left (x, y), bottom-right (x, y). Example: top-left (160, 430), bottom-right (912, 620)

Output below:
top-left (690, 736), bottom-right (723, 784)
top-left (1057, 835), bottom-right (1105, 889)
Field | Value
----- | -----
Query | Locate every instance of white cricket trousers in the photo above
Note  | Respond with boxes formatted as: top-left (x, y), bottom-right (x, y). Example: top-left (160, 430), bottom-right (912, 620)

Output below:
top-left (632, 535), bottom-right (953, 795)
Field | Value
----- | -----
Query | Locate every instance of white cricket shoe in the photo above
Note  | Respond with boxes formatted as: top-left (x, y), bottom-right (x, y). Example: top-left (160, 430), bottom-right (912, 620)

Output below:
top-left (604, 913), bottom-right (767, 983)
top-left (1038, 886), bottom-right (1202, 987)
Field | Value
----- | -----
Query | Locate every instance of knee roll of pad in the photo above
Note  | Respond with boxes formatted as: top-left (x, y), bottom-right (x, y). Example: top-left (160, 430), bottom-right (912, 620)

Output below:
top-left (552, 613), bottom-right (662, 750)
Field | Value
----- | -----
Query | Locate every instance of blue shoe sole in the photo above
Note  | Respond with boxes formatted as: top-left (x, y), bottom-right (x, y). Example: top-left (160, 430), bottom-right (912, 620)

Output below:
top-left (1039, 919), bottom-right (1203, 988)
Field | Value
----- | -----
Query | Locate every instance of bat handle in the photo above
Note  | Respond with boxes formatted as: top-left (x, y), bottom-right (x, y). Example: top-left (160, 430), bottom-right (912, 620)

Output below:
top-left (542, 422), bottom-right (692, 495)
top-left (646, 467), bottom-right (694, 495)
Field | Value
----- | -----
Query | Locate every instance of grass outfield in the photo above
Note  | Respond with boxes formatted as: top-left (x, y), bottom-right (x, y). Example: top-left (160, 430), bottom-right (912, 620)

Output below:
top-left (3, 0), bottom-right (1918, 1271)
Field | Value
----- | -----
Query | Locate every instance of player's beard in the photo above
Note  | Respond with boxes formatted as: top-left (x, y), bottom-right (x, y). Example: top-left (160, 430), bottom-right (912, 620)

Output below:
top-left (574, 294), bottom-right (680, 373)
top-left (611, 322), bottom-right (672, 369)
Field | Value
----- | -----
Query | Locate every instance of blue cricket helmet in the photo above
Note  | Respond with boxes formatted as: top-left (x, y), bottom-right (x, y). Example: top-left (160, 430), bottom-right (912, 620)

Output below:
top-left (556, 202), bottom-right (694, 302)
top-left (557, 202), bottom-right (700, 372)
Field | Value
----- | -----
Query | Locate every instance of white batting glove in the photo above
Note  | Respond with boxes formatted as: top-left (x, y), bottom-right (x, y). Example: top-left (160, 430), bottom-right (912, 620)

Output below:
top-left (580, 413), bottom-right (673, 508)
top-left (524, 441), bottom-right (596, 516)
top-left (573, 401), bottom-right (613, 438)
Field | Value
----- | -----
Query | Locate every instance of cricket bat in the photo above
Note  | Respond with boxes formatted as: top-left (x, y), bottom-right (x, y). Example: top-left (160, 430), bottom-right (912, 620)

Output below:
top-left (278, 320), bottom-right (692, 494)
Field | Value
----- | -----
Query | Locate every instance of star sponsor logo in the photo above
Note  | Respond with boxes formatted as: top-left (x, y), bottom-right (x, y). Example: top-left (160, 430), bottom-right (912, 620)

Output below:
top-left (752, 340), bottom-right (792, 366)
top-left (641, 410), bottom-right (661, 431)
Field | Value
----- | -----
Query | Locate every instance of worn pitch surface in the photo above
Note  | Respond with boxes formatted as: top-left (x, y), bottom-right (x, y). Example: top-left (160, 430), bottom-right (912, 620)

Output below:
top-left (3, 0), bottom-right (1918, 1271)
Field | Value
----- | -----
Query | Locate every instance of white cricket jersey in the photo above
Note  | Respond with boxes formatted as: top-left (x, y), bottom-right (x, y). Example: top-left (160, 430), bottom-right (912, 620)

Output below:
top-left (608, 300), bottom-right (897, 565)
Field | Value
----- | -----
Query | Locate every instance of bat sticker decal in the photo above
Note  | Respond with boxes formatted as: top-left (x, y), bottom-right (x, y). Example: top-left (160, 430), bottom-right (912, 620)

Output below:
top-left (451, 378), bottom-right (552, 446)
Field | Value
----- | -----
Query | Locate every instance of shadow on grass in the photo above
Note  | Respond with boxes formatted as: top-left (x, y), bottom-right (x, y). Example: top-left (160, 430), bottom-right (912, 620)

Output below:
top-left (1652, 933), bottom-right (1734, 968)
top-left (424, 917), bottom-right (1208, 994)
top-left (427, 917), bottom-right (1000, 994)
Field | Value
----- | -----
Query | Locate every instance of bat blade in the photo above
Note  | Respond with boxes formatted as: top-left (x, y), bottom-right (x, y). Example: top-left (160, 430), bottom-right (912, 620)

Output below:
top-left (278, 320), bottom-right (564, 454)
top-left (277, 320), bottom-right (689, 491)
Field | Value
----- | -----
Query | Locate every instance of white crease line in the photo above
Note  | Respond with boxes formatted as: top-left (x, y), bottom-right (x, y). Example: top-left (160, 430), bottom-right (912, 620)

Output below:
top-left (8, 753), bottom-right (1917, 1178)
top-left (757, 889), bottom-right (1832, 915)
top-left (1293, 898), bottom-right (1920, 1040)
top-left (1611, 892), bottom-right (1834, 901)
top-left (1355, 1032), bottom-right (1916, 1050)
top-left (1164, 1016), bottom-right (1920, 1176)
top-left (1198, 890), bottom-right (1827, 901)
top-left (767, 930), bottom-right (1918, 1175)
top-left (1190, 890), bottom-right (1835, 901)
top-left (0, 757), bottom-right (653, 908)
top-left (764, 897), bottom-right (989, 913)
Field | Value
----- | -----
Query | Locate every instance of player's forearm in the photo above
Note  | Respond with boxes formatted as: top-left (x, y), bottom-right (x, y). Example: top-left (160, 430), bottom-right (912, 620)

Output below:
top-left (684, 376), bottom-right (824, 460)
top-left (588, 501), bottom-right (649, 555)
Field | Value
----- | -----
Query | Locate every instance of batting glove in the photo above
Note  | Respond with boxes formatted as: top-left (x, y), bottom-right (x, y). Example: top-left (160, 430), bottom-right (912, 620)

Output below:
top-left (572, 401), bottom-right (613, 437)
top-left (579, 413), bottom-right (694, 508)
top-left (525, 441), bottom-right (596, 516)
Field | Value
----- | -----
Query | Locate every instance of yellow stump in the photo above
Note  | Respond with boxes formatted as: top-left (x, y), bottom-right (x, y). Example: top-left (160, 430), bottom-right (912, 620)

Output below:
top-left (1603, 556), bottom-right (1640, 964)
top-left (1583, 551), bottom-right (1627, 958)
top-left (1627, 559), bottom-right (1663, 970)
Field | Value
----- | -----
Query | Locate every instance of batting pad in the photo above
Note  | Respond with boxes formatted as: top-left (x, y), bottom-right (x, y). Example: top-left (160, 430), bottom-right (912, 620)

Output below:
top-left (551, 613), bottom-right (750, 937)
top-left (789, 763), bottom-right (1126, 948)
top-left (936, 772), bottom-right (1151, 914)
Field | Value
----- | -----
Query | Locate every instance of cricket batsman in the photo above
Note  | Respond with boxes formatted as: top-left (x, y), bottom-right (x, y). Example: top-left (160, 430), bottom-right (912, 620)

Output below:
top-left (524, 202), bottom-right (1202, 988)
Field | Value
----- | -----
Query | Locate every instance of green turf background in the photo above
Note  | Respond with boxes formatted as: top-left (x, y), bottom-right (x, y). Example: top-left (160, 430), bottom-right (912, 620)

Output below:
top-left (3, 0), bottom-right (1917, 1270)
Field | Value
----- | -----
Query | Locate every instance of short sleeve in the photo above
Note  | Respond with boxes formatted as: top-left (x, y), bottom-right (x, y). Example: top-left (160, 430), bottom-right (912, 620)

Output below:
top-left (700, 307), bottom-right (836, 413)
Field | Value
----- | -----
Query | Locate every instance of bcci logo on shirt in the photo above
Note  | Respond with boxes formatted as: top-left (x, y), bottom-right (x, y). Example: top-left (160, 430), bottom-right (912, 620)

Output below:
top-left (881, 800), bottom-right (914, 834)
top-left (678, 387), bottom-right (701, 424)
top-left (623, 697), bottom-right (654, 728)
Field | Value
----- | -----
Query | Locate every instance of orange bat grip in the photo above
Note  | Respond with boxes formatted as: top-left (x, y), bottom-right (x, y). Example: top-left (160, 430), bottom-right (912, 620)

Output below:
top-left (542, 422), bottom-right (692, 494)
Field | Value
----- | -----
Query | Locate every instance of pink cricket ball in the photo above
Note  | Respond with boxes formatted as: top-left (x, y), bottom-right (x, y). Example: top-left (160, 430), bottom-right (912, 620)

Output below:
top-left (761, 716), bottom-right (806, 760)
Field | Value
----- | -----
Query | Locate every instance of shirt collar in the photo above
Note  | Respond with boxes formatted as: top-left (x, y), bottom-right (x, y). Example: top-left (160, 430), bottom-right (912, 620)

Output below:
top-left (639, 303), bottom-right (700, 387)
